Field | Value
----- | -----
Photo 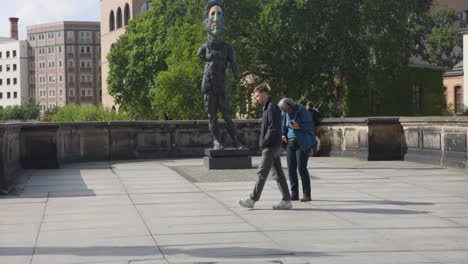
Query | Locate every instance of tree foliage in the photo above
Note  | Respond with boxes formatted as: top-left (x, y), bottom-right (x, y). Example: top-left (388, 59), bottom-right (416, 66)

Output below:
top-left (411, 7), bottom-right (463, 69)
top-left (107, 0), bottom-right (455, 119)
top-left (43, 105), bottom-right (131, 122)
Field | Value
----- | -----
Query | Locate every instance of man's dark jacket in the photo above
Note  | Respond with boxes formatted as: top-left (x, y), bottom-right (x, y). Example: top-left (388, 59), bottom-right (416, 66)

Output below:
top-left (259, 96), bottom-right (282, 148)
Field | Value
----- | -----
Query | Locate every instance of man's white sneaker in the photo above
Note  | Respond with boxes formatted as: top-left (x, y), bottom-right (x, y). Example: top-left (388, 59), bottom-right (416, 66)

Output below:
top-left (272, 200), bottom-right (293, 210)
top-left (238, 198), bottom-right (255, 208)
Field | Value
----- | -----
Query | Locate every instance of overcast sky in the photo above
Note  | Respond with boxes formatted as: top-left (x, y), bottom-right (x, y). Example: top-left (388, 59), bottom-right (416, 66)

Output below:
top-left (0, 0), bottom-right (100, 40)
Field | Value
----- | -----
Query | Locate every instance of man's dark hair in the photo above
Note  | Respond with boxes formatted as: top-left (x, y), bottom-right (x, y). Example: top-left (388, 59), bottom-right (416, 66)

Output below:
top-left (205, 0), bottom-right (224, 19)
top-left (254, 83), bottom-right (270, 94)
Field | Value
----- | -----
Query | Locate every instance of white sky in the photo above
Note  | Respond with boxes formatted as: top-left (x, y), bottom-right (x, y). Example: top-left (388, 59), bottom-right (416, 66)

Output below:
top-left (0, 0), bottom-right (100, 40)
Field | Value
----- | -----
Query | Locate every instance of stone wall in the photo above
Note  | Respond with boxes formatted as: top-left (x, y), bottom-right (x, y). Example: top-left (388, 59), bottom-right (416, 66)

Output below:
top-left (1, 117), bottom-right (468, 190)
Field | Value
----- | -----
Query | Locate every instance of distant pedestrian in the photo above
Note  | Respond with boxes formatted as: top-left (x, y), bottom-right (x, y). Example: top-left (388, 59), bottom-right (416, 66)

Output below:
top-left (306, 101), bottom-right (320, 128)
top-left (279, 98), bottom-right (316, 202)
top-left (306, 101), bottom-right (321, 155)
top-left (238, 84), bottom-right (292, 210)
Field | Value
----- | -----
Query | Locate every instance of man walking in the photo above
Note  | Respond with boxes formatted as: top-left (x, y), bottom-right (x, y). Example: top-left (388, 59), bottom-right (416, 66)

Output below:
top-left (238, 84), bottom-right (292, 210)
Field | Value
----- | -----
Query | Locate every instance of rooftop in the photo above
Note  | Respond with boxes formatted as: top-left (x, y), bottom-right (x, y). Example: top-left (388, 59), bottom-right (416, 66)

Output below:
top-left (445, 60), bottom-right (464, 77)
top-left (1, 157), bottom-right (467, 263)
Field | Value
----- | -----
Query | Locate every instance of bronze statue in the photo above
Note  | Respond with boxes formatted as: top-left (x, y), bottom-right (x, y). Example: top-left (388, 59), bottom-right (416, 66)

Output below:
top-left (197, 0), bottom-right (245, 150)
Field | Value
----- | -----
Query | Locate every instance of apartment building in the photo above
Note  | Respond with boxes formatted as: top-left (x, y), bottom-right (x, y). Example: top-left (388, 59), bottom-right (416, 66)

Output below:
top-left (27, 21), bottom-right (101, 112)
top-left (0, 18), bottom-right (29, 108)
top-left (101, 0), bottom-right (153, 108)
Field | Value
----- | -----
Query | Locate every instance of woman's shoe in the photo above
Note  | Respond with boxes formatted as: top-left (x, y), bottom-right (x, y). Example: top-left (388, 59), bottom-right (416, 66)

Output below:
top-left (300, 196), bottom-right (312, 202)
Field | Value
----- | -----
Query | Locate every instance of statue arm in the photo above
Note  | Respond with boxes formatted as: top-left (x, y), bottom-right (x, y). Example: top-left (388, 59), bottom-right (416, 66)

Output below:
top-left (228, 45), bottom-right (239, 79)
top-left (197, 43), bottom-right (207, 61)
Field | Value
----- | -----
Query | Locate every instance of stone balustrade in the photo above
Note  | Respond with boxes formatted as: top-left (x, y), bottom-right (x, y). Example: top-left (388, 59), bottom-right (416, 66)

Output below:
top-left (1, 117), bottom-right (467, 190)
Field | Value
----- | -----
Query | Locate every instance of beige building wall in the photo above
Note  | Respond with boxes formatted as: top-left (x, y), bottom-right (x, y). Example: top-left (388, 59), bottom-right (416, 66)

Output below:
top-left (434, 0), bottom-right (468, 12)
top-left (100, 0), bottom-right (152, 108)
top-left (0, 39), bottom-right (29, 107)
top-left (443, 75), bottom-right (463, 113)
top-left (27, 21), bottom-right (101, 112)
top-left (464, 32), bottom-right (468, 110)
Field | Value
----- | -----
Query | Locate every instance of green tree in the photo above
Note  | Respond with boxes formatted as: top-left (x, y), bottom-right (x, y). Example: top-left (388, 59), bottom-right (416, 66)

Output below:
top-left (412, 7), bottom-right (462, 69)
top-left (108, 0), bottom-right (438, 119)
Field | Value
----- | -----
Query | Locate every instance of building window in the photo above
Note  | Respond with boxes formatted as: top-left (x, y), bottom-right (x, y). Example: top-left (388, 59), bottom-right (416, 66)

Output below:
top-left (7, 92), bottom-right (10, 99)
top-left (0, 65), bottom-right (2, 72)
top-left (0, 93), bottom-right (2, 99)
top-left (413, 85), bottom-right (422, 115)
top-left (124, 4), bottom-right (131, 26)
top-left (117, 7), bottom-right (123, 28)
top-left (455, 86), bottom-right (463, 114)
top-left (109, 11), bottom-right (115, 31)
top-left (13, 92), bottom-right (17, 98)
top-left (443, 87), bottom-right (447, 109)
top-left (6, 64), bottom-right (10, 71)
top-left (6, 51), bottom-right (10, 58)
top-left (7, 78), bottom-right (10, 85)
top-left (81, 89), bottom-right (86, 96)
top-left (140, 1), bottom-right (152, 14)
top-left (13, 64), bottom-right (17, 71)
top-left (0, 79), bottom-right (2, 85)
top-left (13, 50), bottom-right (17, 57)
top-left (13, 78), bottom-right (17, 85)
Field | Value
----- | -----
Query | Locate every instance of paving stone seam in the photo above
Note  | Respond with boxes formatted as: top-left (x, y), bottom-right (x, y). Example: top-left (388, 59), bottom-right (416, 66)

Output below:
top-left (164, 165), bottom-right (311, 264)
top-left (109, 166), bottom-right (168, 263)
top-left (164, 165), bottom-right (314, 261)
top-left (29, 194), bottom-right (49, 264)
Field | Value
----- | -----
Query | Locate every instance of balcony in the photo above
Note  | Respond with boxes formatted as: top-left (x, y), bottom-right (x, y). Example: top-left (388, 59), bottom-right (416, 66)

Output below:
top-left (79, 53), bottom-right (92, 59)
top-left (79, 82), bottom-right (93, 87)
top-left (79, 67), bottom-right (93, 73)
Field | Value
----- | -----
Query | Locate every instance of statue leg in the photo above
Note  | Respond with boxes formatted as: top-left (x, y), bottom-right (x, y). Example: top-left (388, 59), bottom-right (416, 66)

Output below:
top-left (205, 93), bottom-right (223, 150)
top-left (219, 94), bottom-right (246, 150)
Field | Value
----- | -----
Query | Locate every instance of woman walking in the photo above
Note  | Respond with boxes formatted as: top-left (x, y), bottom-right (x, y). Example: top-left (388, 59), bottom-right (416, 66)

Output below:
top-left (279, 98), bottom-right (316, 202)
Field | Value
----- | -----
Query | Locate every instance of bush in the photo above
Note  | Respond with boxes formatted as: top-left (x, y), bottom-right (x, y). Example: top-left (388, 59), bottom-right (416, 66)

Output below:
top-left (0, 104), bottom-right (40, 121)
top-left (43, 105), bottom-right (132, 122)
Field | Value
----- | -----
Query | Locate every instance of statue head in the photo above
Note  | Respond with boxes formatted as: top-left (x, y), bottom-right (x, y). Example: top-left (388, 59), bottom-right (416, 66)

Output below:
top-left (204, 0), bottom-right (225, 39)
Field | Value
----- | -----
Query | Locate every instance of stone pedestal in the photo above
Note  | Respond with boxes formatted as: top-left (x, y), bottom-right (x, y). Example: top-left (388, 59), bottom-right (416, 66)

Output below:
top-left (204, 149), bottom-right (252, 170)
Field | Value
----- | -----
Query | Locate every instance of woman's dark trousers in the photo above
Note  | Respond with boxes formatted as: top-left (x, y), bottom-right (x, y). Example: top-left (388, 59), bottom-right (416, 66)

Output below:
top-left (286, 143), bottom-right (311, 197)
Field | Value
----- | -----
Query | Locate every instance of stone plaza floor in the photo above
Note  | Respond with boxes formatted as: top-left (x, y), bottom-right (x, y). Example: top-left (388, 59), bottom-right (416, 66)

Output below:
top-left (1, 156), bottom-right (468, 264)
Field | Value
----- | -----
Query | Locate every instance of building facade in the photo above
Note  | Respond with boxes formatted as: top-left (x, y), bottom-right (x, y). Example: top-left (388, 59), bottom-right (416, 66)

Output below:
top-left (435, 0), bottom-right (468, 114)
top-left (463, 30), bottom-right (468, 112)
top-left (443, 62), bottom-right (463, 114)
top-left (0, 38), bottom-right (29, 108)
top-left (100, 0), bottom-right (153, 108)
top-left (27, 21), bottom-right (101, 112)
top-left (0, 18), bottom-right (29, 108)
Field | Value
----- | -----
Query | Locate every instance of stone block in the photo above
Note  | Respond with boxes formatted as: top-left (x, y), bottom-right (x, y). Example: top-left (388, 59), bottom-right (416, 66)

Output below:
top-left (204, 148), bottom-right (252, 169)
top-left (20, 125), bottom-right (60, 169)
top-left (203, 156), bottom-right (252, 170)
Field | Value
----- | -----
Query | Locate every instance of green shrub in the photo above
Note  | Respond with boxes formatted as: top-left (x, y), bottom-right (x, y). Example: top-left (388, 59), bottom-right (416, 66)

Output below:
top-left (43, 105), bottom-right (132, 122)
top-left (0, 103), bottom-right (40, 121)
